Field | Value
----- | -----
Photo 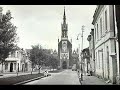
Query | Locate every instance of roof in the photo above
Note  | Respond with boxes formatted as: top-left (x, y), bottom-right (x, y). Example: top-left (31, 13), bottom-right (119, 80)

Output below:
top-left (92, 5), bottom-right (104, 25)
top-left (25, 49), bottom-right (31, 54)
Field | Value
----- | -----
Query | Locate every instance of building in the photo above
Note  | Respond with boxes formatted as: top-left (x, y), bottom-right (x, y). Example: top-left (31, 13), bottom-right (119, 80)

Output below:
top-left (114, 5), bottom-right (120, 84)
top-left (52, 49), bottom-right (58, 59)
top-left (58, 7), bottom-right (72, 69)
top-left (72, 50), bottom-right (79, 69)
top-left (72, 50), bottom-right (79, 64)
top-left (81, 47), bottom-right (90, 75)
top-left (0, 48), bottom-right (22, 72)
top-left (0, 48), bottom-right (32, 73)
top-left (92, 5), bottom-right (118, 84)
top-left (20, 49), bottom-right (26, 72)
top-left (87, 29), bottom-right (95, 75)
top-left (24, 49), bottom-right (32, 72)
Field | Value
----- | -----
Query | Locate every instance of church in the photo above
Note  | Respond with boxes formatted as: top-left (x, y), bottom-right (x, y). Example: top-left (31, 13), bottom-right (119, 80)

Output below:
top-left (58, 7), bottom-right (73, 69)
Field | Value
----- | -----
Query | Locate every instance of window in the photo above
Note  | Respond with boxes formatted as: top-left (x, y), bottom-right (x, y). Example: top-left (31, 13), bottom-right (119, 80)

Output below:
top-left (11, 51), bottom-right (15, 57)
top-left (11, 52), bottom-right (13, 57)
top-left (96, 52), bottom-right (97, 69)
top-left (98, 51), bottom-right (100, 69)
top-left (95, 26), bottom-right (96, 42)
top-left (64, 31), bottom-right (66, 37)
top-left (97, 24), bottom-right (99, 40)
top-left (9, 52), bottom-right (11, 58)
top-left (105, 10), bottom-right (107, 31)
top-left (17, 52), bottom-right (19, 58)
top-left (14, 63), bottom-right (16, 70)
top-left (62, 32), bottom-right (64, 37)
top-left (102, 49), bottom-right (104, 77)
top-left (5, 63), bottom-right (8, 70)
top-left (100, 18), bottom-right (102, 37)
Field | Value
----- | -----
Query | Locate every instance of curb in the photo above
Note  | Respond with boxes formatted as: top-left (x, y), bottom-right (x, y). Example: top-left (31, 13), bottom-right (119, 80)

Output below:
top-left (14, 76), bottom-right (45, 85)
top-left (14, 73), bottom-right (51, 85)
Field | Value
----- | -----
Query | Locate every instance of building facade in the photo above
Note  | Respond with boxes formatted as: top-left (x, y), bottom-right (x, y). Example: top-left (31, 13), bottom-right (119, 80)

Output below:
top-left (72, 50), bottom-right (79, 67)
top-left (87, 29), bottom-right (95, 75)
top-left (58, 7), bottom-right (72, 69)
top-left (24, 49), bottom-right (32, 72)
top-left (0, 48), bottom-right (32, 73)
top-left (81, 47), bottom-right (90, 75)
top-left (92, 5), bottom-right (117, 84)
top-left (0, 48), bottom-right (22, 72)
top-left (52, 50), bottom-right (58, 60)
top-left (114, 5), bottom-right (120, 84)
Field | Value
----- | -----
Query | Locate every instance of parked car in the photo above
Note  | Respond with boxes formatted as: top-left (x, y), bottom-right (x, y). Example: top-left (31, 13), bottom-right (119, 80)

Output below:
top-left (72, 64), bottom-right (77, 71)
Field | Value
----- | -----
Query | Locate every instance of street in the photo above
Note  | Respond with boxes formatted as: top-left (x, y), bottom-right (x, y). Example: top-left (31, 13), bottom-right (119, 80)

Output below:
top-left (0, 5), bottom-right (119, 85)
top-left (24, 69), bottom-right (80, 85)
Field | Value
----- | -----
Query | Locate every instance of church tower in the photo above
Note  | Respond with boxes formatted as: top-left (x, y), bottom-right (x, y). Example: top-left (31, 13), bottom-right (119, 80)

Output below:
top-left (58, 7), bottom-right (72, 69)
top-left (61, 7), bottom-right (68, 39)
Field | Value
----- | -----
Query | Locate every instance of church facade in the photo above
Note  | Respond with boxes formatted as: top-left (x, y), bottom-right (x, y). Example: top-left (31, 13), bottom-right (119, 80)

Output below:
top-left (58, 7), bottom-right (72, 69)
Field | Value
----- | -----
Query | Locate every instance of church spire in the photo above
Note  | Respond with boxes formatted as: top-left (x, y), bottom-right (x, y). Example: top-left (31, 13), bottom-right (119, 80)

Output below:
top-left (63, 6), bottom-right (66, 24)
top-left (61, 6), bottom-right (68, 39)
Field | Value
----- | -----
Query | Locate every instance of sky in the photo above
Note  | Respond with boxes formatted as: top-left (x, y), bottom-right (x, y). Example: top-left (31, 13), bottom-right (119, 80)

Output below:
top-left (0, 5), bottom-right (96, 51)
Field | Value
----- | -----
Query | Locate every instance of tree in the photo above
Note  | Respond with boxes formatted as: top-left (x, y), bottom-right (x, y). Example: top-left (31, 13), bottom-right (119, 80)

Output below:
top-left (0, 7), bottom-right (18, 73)
top-left (37, 47), bottom-right (46, 73)
top-left (49, 55), bottom-right (59, 71)
top-left (52, 58), bottom-right (59, 70)
top-left (29, 44), bottom-right (46, 74)
top-left (44, 55), bottom-right (49, 67)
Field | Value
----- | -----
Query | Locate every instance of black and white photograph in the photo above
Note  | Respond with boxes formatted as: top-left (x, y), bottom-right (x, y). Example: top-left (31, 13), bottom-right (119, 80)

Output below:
top-left (0, 5), bottom-right (119, 85)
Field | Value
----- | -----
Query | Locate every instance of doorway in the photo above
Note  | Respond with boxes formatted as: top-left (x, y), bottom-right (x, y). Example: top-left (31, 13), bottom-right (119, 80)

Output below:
top-left (62, 61), bottom-right (67, 69)
top-left (10, 63), bottom-right (13, 72)
top-left (102, 49), bottom-right (104, 78)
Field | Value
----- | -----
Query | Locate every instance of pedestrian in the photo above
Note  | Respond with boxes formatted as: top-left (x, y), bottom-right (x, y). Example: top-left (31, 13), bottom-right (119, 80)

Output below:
top-left (89, 66), bottom-right (92, 76)
top-left (77, 70), bottom-right (82, 85)
top-left (77, 70), bottom-right (80, 78)
top-left (16, 69), bottom-right (18, 76)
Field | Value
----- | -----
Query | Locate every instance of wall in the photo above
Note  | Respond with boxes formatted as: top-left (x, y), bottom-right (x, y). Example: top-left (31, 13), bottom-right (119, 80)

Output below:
top-left (93, 5), bottom-right (117, 83)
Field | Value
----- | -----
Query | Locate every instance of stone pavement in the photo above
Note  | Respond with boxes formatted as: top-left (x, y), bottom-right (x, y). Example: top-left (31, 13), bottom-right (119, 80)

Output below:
top-left (80, 75), bottom-right (112, 85)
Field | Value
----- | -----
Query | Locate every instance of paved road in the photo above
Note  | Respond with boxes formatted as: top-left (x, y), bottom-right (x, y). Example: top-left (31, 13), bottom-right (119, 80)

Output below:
top-left (25, 69), bottom-right (80, 85)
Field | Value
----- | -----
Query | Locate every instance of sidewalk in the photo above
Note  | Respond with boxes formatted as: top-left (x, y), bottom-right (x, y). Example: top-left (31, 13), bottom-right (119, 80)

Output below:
top-left (80, 75), bottom-right (112, 85)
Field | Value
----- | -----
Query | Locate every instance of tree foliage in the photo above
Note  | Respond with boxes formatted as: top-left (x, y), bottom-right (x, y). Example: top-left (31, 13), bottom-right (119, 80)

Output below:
top-left (47, 55), bottom-right (59, 70)
top-left (0, 8), bottom-right (18, 64)
top-left (29, 45), bottom-right (46, 73)
top-left (29, 44), bottom-right (59, 72)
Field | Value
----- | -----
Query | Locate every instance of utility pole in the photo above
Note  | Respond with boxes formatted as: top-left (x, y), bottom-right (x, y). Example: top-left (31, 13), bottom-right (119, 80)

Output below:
top-left (80, 25), bottom-right (85, 81)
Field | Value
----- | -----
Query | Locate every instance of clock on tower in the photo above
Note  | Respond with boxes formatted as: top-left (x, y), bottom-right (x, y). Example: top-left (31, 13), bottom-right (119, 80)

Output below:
top-left (62, 41), bottom-right (67, 52)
